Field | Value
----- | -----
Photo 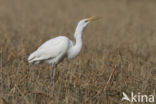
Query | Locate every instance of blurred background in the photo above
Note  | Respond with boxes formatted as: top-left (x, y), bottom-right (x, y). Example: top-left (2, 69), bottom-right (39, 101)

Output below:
top-left (0, 0), bottom-right (156, 104)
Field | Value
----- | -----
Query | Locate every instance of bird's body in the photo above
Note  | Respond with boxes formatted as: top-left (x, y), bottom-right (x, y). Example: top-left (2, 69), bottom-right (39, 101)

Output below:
top-left (28, 16), bottom-right (98, 65)
top-left (28, 16), bottom-right (98, 86)
top-left (28, 34), bottom-right (83, 65)
top-left (28, 36), bottom-right (73, 65)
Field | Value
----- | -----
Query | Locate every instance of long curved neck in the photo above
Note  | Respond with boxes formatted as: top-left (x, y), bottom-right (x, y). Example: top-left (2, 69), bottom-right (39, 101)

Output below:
top-left (74, 28), bottom-right (83, 52)
top-left (67, 26), bottom-right (84, 60)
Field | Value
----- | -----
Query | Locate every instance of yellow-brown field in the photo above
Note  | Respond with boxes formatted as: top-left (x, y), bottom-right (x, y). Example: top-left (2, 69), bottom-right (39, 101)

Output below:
top-left (0, 0), bottom-right (156, 104)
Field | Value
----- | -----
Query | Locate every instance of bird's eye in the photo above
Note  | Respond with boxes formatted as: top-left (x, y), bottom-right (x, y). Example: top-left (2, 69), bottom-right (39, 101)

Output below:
top-left (85, 20), bottom-right (88, 22)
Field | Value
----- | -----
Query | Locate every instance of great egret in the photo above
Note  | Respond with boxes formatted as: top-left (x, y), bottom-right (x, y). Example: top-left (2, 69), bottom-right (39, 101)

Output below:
top-left (28, 16), bottom-right (98, 86)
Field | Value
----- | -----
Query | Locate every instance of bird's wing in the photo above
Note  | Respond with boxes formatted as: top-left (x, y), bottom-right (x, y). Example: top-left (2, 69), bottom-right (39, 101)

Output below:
top-left (28, 36), bottom-right (69, 62)
top-left (38, 36), bottom-right (65, 50)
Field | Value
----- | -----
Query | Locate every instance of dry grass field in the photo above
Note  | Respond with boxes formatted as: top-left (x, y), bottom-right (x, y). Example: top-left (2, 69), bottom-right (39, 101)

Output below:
top-left (0, 0), bottom-right (156, 104)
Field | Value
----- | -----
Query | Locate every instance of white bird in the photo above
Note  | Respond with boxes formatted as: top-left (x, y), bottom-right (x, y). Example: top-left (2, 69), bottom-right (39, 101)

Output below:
top-left (28, 16), bottom-right (98, 86)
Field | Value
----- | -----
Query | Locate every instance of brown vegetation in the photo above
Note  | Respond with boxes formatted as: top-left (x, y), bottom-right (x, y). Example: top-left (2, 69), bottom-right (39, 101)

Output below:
top-left (0, 0), bottom-right (156, 104)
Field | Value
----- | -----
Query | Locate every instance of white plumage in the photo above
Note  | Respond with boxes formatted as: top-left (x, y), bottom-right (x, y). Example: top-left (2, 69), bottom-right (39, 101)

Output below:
top-left (28, 36), bottom-right (70, 64)
top-left (28, 16), bottom-right (98, 66)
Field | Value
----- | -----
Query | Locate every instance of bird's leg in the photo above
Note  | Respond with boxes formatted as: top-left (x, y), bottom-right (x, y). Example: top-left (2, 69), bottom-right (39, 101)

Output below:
top-left (50, 65), bottom-right (54, 87)
top-left (50, 64), bottom-right (57, 88)
top-left (52, 66), bottom-right (56, 87)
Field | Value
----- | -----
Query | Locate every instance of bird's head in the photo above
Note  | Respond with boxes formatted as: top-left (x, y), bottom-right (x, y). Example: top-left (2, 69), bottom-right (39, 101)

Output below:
top-left (77, 16), bottom-right (99, 29)
top-left (74, 16), bottom-right (99, 38)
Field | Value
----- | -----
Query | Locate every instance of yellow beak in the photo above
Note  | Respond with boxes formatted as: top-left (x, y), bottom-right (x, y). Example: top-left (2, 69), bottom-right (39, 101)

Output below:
top-left (87, 16), bottom-right (100, 22)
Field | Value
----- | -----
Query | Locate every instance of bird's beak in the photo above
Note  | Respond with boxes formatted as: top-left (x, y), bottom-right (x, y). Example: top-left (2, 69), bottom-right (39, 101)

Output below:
top-left (87, 16), bottom-right (100, 22)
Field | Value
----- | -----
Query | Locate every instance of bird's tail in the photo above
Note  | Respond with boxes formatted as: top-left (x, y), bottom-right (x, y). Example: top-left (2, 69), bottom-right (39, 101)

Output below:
top-left (28, 51), bottom-right (37, 63)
